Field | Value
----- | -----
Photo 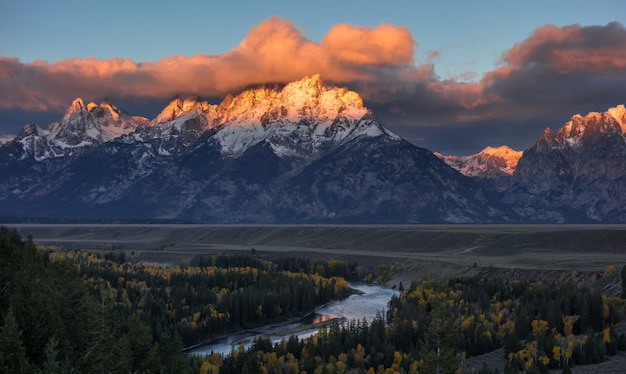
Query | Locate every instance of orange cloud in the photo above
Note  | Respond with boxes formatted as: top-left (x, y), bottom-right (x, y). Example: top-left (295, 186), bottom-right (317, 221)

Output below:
top-left (1, 17), bottom-right (625, 139)
top-left (321, 23), bottom-right (414, 66)
top-left (0, 16), bottom-right (416, 111)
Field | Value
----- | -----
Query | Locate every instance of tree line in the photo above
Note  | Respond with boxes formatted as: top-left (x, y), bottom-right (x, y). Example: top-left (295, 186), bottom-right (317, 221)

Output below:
top-left (2, 225), bottom-right (625, 373)
top-left (0, 226), bottom-right (195, 373)
top-left (0, 227), bottom-right (355, 373)
top-left (214, 275), bottom-right (626, 373)
top-left (60, 249), bottom-right (353, 347)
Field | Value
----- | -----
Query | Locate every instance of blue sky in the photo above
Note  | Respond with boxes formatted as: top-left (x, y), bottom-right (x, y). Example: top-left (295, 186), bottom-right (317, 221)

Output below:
top-left (1, 0), bottom-right (625, 154)
top-left (3, 0), bottom-right (620, 78)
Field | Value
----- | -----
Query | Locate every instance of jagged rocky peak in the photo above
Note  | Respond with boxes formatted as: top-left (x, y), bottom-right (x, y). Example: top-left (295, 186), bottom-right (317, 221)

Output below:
top-left (523, 105), bottom-right (626, 157)
top-left (280, 73), bottom-right (325, 108)
top-left (607, 104), bottom-right (626, 132)
top-left (16, 123), bottom-right (47, 140)
top-left (529, 105), bottom-right (626, 153)
top-left (65, 97), bottom-right (87, 115)
top-left (92, 99), bottom-right (149, 140)
top-left (504, 103), bottom-right (626, 223)
top-left (217, 74), bottom-right (367, 124)
top-left (87, 99), bottom-right (147, 124)
top-left (89, 99), bottom-right (120, 120)
top-left (0, 134), bottom-right (15, 145)
top-left (480, 145), bottom-right (522, 158)
top-left (556, 105), bottom-right (625, 143)
top-left (438, 145), bottom-right (523, 178)
top-left (534, 127), bottom-right (555, 149)
top-left (61, 97), bottom-right (104, 120)
top-left (47, 98), bottom-right (95, 141)
top-left (280, 74), bottom-right (365, 117)
top-left (53, 98), bottom-right (90, 132)
top-left (218, 84), bottom-right (281, 120)
top-left (6, 97), bottom-right (149, 156)
top-left (153, 96), bottom-right (215, 124)
top-left (211, 74), bottom-right (393, 158)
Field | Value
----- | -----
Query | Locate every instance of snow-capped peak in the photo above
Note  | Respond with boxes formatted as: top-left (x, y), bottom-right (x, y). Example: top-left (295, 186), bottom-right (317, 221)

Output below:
top-left (210, 74), bottom-right (393, 157)
top-left (46, 98), bottom-right (146, 145)
top-left (438, 145), bottom-right (523, 177)
top-left (91, 100), bottom-right (148, 141)
top-left (0, 134), bottom-right (15, 146)
top-left (480, 145), bottom-right (523, 160)
top-left (9, 98), bottom-right (148, 160)
top-left (607, 104), bottom-right (626, 133)
top-left (9, 75), bottom-right (395, 161)
top-left (98, 99), bottom-right (120, 121)
top-left (125, 74), bottom-right (390, 159)
top-left (216, 74), bottom-right (365, 125)
top-left (65, 97), bottom-right (87, 116)
top-left (546, 105), bottom-right (625, 149)
top-left (153, 96), bottom-right (216, 124)
top-left (16, 123), bottom-right (48, 140)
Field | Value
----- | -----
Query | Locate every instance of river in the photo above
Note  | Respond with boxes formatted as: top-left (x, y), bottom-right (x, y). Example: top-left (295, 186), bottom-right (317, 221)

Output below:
top-left (187, 283), bottom-right (400, 356)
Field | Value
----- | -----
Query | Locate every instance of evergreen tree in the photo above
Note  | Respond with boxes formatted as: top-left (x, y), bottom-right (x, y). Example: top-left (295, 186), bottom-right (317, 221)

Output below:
top-left (621, 265), bottom-right (626, 299)
top-left (0, 309), bottom-right (35, 373)
top-left (420, 300), bottom-right (459, 374)
top-left (41, 336), bottom-right (66, 374)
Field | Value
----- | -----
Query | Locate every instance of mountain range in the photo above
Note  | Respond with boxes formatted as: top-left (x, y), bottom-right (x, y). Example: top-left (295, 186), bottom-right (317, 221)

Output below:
top-left (1, 74), bottom-right (624, 223)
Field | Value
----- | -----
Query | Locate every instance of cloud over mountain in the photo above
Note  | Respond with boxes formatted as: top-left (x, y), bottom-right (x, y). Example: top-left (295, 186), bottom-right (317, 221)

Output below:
top-left (0, 17), bottom-right (415, 112)
top-left (1, 18), bottom-right (624, 154)
top-left (378, 22), bottom-right (626, 125)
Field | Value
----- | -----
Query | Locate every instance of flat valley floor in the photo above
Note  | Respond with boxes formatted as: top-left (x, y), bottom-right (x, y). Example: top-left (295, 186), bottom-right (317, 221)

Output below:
top-left (7, 223), bottom-right (626, 272)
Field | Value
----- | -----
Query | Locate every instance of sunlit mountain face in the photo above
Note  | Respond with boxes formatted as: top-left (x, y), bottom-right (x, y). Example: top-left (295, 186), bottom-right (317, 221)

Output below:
top-left (0, 75), bottom-right (624, 223)
top-left (436, 146), bottom-right (524, 195)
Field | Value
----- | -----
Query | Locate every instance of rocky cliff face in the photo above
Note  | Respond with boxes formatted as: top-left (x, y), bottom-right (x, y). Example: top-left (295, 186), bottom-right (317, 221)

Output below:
top-left (0, 75), bottom-right (508, 223)
top-left (503, 105), bottom-right (626, 222)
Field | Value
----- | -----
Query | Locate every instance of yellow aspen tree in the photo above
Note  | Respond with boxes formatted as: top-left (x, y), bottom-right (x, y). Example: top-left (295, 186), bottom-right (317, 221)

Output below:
top-left (602, 302), bottom-right (610, 322)
top-left (603, 327), bottom-right (612, 343)
top-left (552, 346), bottom-right (561, 368)
top-left (531, 319), bottom-right (549, 337)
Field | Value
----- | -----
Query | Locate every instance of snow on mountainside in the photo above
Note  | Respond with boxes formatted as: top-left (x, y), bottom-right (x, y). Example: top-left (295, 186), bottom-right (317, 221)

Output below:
top-left (3, 74), bottom-right (393, 162)
top-left (123, 96), bottom-right (218, 155)
top-left (0, 135), bottom-right (14, 145)
top-left (608, 104), bottom-right (626, 132)
top-left (121, 74), bottom-right (397, 159)
top-left (152, 96), bottom-right (216, 124)
top-left (551, 104), bottom-right (626, 148)
top-left (436, 146), bottom-right (523, 195)
top-left (47, 98), bottom-right (148, 146)
top-left (2, 98), bottom-right (148, 161)
top-left (0, 74), bottom-right (507, 224)
top-left (436, 146), bottom-right (523, 177)
top-left (2, 72), bottom-right (625, 223)
top-left (212, 74), bottom-right (396, 158)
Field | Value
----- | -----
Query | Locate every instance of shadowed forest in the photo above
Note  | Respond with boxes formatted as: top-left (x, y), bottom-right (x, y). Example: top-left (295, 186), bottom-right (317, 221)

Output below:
top-left (1, 226), bottom-right (626, 373)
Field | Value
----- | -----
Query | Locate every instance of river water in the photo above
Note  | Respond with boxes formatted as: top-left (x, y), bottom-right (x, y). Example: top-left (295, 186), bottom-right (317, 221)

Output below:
top-left (187, 283), bottom-right (400, 356)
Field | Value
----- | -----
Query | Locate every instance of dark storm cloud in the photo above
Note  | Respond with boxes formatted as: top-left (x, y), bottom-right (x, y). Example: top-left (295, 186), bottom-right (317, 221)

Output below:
top-left (502, 22), bottom-right (626, 75)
